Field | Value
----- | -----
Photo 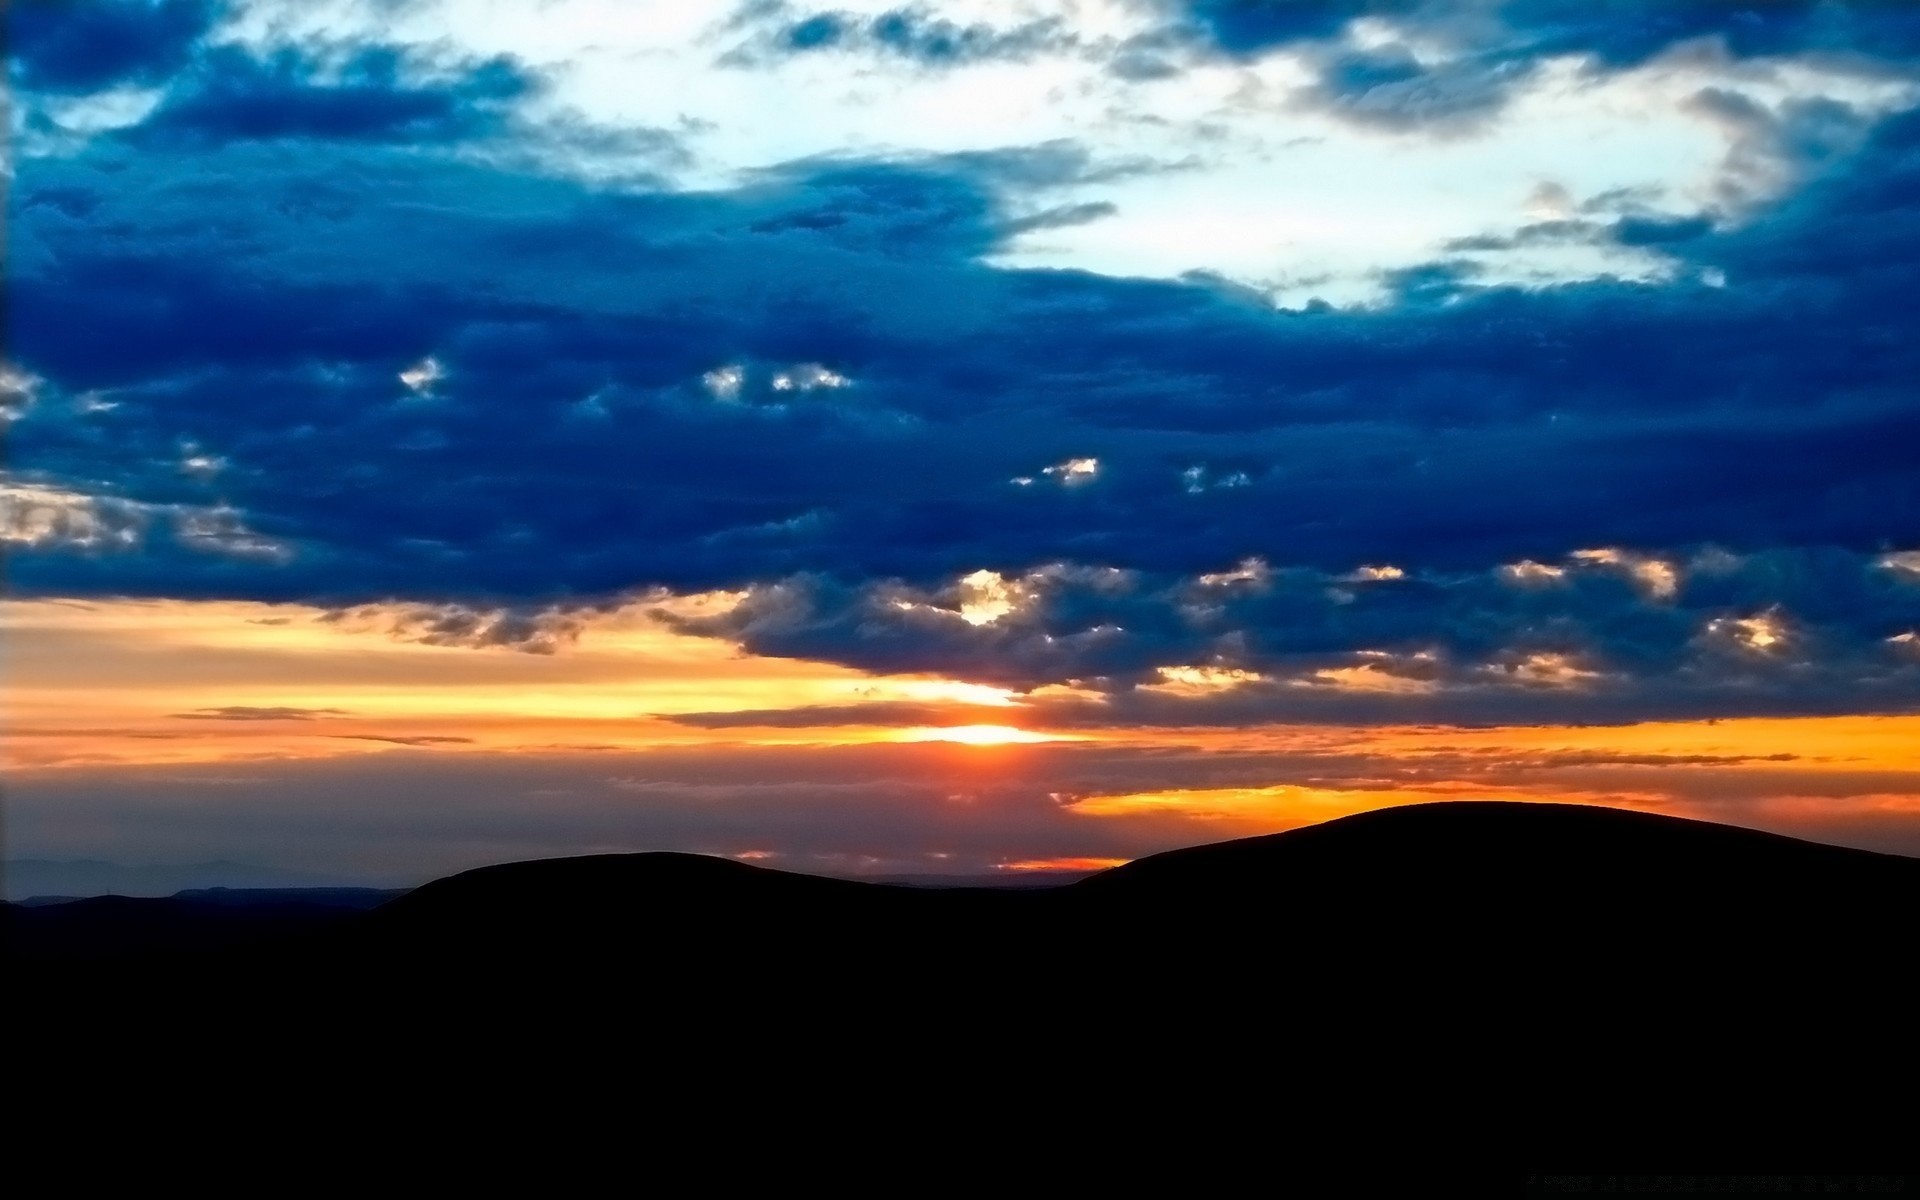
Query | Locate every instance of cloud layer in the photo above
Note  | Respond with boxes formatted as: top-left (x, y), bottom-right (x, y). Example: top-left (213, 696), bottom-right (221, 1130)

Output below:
top-left (7, 0), bottom-right (1920, 728)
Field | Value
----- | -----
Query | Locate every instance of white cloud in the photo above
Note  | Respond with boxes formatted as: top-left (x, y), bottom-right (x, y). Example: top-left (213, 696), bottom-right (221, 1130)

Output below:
top-left (1571, 547), bottom-right (1681, 599)
top-left (1196, 558), bottom-right (1270, 589)
top-left (1499, 559), bottom-right (1567, 586)
top-left (180, 447), bottom-right (228, 478)
top-left (771, 363), bottom-right (851, 392)
top-left (702, 364), bottom-right (745, 400)
top-left (1041, 456), bottom-right (1099, 484)
top-left (399, 356), bottom-right (444, 394)
top-left (176, 505), bottom-right (294, 562)
top-left (2, 477), bottom-right (290, 562)
top-left (1, 482), bottom-right (146, 550)
top-left (1705, 609), bottom-right (1790, 653)
top-left (1881, 550), bottom-right (1920, 578)
top-left (1344, 564), bottom-right (1406, 582)
top-left (1144, 664), bottom-right (1270, 695)
top-left (1, 363), bottom-right (42, 423)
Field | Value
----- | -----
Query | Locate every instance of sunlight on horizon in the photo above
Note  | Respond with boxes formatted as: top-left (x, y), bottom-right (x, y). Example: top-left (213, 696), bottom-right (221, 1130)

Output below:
top-left (895, 724), bottom-right (1072, 746)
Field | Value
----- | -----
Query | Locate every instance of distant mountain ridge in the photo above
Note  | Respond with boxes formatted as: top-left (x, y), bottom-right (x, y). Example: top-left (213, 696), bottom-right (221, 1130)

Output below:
top-left (1, 859), bottom-right (1086, 903)
top-left (3, 857), bottom-right (337, 902)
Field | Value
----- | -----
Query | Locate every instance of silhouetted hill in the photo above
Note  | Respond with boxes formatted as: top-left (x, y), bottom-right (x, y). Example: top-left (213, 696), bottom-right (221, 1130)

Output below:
top-left (1078, 800), bottom-right (1917, 957)
top-left (11, 802), bottom-right (1917, 1165)
top-left (1088, 799), bottom-right (1916, 895)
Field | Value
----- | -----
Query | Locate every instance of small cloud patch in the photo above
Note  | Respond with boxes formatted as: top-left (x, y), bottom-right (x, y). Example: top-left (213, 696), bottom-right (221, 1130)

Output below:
top-left (171, 706), bottom-right (352, 721)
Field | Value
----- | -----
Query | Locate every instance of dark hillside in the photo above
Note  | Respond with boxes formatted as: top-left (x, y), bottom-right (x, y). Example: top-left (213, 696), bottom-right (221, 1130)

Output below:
top-left (10, 803), bottom-right (1915, 1163)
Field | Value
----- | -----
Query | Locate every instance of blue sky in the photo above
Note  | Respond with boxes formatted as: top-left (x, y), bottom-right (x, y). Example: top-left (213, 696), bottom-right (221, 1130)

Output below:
top-left (6, 1), bottom-right (1920, 879)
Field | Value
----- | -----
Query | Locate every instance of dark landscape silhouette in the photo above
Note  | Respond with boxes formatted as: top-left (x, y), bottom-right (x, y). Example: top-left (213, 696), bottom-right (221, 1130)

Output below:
top-left (10, 801), bottom-right (1915, 1167)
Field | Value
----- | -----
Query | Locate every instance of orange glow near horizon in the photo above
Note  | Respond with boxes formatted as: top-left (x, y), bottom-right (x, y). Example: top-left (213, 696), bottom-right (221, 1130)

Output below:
top-left (1061, 782), bottom-right (1667, 830)
top-left (996, 857), bottom-right (1131, 872)
top-left (0, 597), bottom-right (1058, 766)
top-left (7, 595), bottom-right (1920, 860)
top-left (895, 724), bottom-right (1076, 745)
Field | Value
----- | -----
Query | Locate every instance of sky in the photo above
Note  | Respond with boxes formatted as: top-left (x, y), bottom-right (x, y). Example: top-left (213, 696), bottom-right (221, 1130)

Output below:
top-left (5, 0), bottom-right (1920, 886)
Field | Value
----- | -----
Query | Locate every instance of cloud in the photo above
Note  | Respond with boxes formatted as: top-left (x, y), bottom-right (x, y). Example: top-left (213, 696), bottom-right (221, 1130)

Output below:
top-left (10, 117), bottom-right (1919, 619)
top-left (6, 0), bottom-right (224, 95)
top-left (727, 5), bottom-right (1074, 69)
top-left (170, 705), bottom-right (352, 720)
top-left (659, 545), bottom-right (1920, 723)
top-left (318, 602), bottom-right (589, 655)
top-left (327, 734), bottom-right (476, 746)
top-left (1147, 0), bottom-right (1920, 144)
top-left (1441, 215), bottom-right (1718, 254)
top-left (7, 4), bottom-right (1920, 728)
top-left (661, 701), bottom-right (1015, 729)
top-left (2, 481), bottom-right (147, 551)
top-left (1165, 0), bottom-right (1920, 68)
top-left (1, 479), bottom-right (288, 561)
top-left (9, 5), bottom-right (551, 158)
top-left (1502, 0), bottom-right (1920, 68)
top-left (132, 44), bottom-right (537, 146)
top-left (1174, 0), bottom-right (1429, 59)
top-left (1683, 87), bottom-right (1872, 212)
top-left (1292, 43), bottom-right (1533, 135)
top-left (1002, 200), bottom-right (1120, 236)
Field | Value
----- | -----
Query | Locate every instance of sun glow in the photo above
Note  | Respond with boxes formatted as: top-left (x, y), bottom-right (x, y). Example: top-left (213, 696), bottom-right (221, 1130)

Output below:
top-left (957, 569), bottom-right (1021, 626)
top-left (863, 678), bottom-right (1020, 707)
top-left (996, 856), bottom-right (1130, 872)
top-left (896, 724), bottom-right (1066, 745)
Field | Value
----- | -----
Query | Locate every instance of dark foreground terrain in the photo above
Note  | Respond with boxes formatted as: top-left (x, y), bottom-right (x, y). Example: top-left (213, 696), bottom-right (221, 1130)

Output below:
top-left (10, 802), bottom-right (1916, 1176)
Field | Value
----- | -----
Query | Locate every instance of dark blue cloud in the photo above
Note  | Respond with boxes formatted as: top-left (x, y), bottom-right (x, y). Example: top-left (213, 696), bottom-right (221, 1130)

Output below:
top-left (1611, 214), bottom-right (1715, 246)
top-left (7, 33), bottom-right (1920, 721)
top-left (133, 45), bottom-right (536, 145)
top-left (1171, 0), bottom-right (1920, 65)
top-left (6, 0), bottom-right (221, 94)
top-left (9, 4), bottom-right (541, 149)
top-left (1504, 0), bottom-right (1920, 67)
top-left (1161, 1), bottom-right (1920, 135)
top-left (11, 122), bottom-right (1920, 582)
top-left (782, 13), bottom-right (852, 51)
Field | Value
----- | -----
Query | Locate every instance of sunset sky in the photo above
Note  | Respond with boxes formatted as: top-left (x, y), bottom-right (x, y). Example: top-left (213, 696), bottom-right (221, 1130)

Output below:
top-left (6, 0), bottom-right (1920, 886)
